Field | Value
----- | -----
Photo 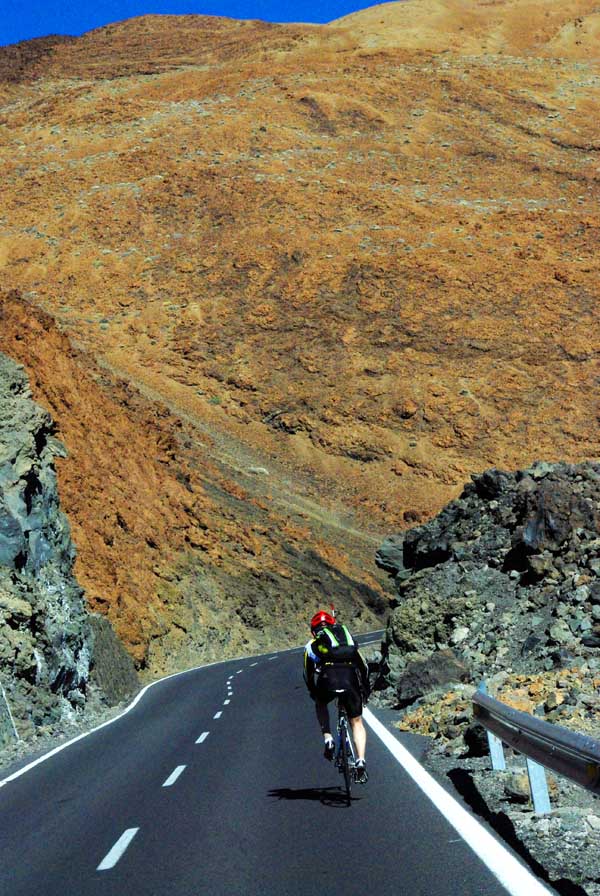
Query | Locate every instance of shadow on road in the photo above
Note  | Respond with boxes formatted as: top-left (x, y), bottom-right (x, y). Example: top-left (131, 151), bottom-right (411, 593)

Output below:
top-left (268, 786), bottom-right (359, 807)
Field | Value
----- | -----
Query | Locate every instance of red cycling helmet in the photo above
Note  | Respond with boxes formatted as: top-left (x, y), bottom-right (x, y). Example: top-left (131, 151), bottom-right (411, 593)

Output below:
top-left (310, 610), bottom-right (336, 633)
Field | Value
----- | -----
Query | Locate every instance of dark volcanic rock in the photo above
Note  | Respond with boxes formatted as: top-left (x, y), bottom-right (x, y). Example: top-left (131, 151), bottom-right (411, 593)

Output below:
top-left (381, 462), bottom-right (600, 895)
top-left (375, 534), bottom-right (405, 577)
top-left (377, 461), bottom-right (600, 702)
top-left (0, 353), bottom-right (136, 745)
top-left (88, 614), bottom-right (139, 706)
top-left (396, 649), bottom-right (469, 705)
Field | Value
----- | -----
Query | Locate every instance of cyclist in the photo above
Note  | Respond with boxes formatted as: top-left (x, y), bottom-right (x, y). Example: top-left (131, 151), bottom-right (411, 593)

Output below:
top-left (303, 609), bottom-right (370, 783)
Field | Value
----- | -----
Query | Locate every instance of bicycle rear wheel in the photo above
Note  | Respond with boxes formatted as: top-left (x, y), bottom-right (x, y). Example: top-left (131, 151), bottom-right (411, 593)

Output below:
top-left (339, 725), bottom-right (352, 806)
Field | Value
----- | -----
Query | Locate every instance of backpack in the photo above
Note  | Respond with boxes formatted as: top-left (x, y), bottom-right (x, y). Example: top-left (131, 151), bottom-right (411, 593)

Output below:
top-left (313, 623), bottom-right (358, 665)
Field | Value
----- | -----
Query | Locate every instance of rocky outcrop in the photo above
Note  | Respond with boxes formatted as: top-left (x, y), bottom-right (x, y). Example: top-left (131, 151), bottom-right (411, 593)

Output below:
top-left (0, 353), bottom-right (135, 746)
top-left (376, 460), bottom-right (600, 893)
top-left (377, 461), bottom-right (600, 705)
top-left (87, 614), bottom-right (138, 706)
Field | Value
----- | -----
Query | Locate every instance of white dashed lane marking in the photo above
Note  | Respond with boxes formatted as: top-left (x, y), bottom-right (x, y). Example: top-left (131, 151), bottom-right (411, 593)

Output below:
top-left (223, 699), bottom-right (230, 705)
top-left (196, 732), bottom-right (209, 744)
top-left (236, 669), bottom-right (243, 674)
top-left (97, 828), bottom-right (139, 871)
top-left (250, 662), bottom-right (258, 667)
top-left (214, 711), bottom-right (222, 720)
top-left (162, 766), bottom-right (186, 787)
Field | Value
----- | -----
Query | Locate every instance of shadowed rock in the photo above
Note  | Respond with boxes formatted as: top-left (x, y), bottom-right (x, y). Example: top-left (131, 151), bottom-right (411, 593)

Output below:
top-left (396, 649), bottom-right (469, 706)
top-left (378, 461), bottom-right (600, 699)
top-left (0, 352), bottom-right (137, 742)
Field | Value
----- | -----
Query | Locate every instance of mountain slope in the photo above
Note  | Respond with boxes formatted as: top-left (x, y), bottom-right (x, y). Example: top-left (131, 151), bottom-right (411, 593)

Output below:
top-left (0, 0), bottom-right (598, 669)
top-left (0, 291), bottom-right (388, 674)
top-left (333, 0), bottom-right (600, 58)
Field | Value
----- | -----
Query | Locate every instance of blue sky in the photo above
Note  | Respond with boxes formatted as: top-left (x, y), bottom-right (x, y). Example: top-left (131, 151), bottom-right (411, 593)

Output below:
top-left (1, 1), bottom-right (377, 47)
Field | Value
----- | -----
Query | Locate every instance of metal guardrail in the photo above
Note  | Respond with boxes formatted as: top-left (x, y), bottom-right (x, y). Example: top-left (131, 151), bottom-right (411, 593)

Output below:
top-left (473, 690), bottom-right (600, 810)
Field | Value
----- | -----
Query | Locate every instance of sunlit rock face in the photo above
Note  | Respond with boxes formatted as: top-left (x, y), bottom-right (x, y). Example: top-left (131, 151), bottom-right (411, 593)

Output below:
top-left (0, 353), bottom-right (92, 743)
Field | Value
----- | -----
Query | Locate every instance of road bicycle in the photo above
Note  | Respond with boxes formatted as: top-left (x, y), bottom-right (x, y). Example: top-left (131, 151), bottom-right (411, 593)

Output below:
top-left (334, 697), bottom-right (357, 806)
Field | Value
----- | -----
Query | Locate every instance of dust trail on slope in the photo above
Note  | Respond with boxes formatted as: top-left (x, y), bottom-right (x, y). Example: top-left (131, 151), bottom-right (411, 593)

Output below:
top-left (99, 359), bottom-right (385, 554)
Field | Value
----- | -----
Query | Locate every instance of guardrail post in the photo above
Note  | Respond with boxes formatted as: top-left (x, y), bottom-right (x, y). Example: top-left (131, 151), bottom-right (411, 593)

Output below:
top-left (478, 681), bottom-right (506, 771)
top-left (526, 758), bottom-right (551, 815)
top-left (473, 688), bottom-right (600, 800)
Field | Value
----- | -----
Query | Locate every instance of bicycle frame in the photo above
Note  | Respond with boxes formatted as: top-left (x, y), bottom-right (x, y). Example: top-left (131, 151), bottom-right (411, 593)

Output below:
top-left (335, 698), bottom-right (356, 804)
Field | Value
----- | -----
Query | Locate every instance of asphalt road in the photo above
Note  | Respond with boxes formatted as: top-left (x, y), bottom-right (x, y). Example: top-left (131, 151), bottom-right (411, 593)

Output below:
top-left (0, 637), bottom-right (554, 896)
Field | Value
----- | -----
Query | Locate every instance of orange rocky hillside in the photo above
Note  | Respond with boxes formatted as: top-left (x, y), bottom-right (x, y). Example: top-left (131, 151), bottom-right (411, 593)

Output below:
top-left (334, 0), bottom-right (600, 57)
top-left (0, 0), bottom-right (598, 664)
top-left (0, 291), bottom-right (388, 674)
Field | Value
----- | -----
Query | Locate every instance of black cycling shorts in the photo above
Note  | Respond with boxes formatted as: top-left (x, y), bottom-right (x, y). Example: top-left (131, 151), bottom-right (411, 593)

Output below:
top-left (314, 666), bottom-right (363, 719)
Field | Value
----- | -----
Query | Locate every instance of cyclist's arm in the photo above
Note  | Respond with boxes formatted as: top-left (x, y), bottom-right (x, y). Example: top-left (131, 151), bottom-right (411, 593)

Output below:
top-left (303, 642), bottom-right (318, 694)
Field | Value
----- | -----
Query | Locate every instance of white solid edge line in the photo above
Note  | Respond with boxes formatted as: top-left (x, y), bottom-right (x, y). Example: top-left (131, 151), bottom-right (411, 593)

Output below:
top-left (213, 711), bottom-right (222, 719)
top-left (363, 709), bottom-right (553, 896)
top-left (0, 645), bottom-right (264, 789)
top-left (97, 827), bottom-right (139, 871)
top-left (0, 682), bottom-right (179, 788)
top-left (196, 732), bottom-right (209, 744)
top-left (162, 765), bottom-right (186, 787)
top-left (0, 660), bottom-right (222, 788)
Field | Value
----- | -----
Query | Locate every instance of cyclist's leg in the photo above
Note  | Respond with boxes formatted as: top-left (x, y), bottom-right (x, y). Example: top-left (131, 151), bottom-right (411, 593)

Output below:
top-left (349, 715), bottom-right (366, 761)
top-left (350, 715), bottom-right (368, 783)
top-left (315, 691), bottom-right (336, 757)
top-left (343, 684), bottom-right (366, 761)
top-left (315, 697), bottom-right (332, 738)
